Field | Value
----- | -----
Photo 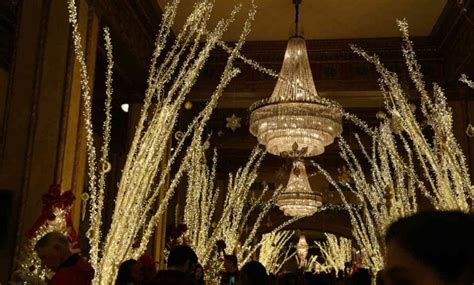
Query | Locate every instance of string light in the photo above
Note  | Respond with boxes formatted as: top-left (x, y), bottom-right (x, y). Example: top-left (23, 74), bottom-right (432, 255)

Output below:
top-left (258, 231), bottom-right (295, 274)
top-left (316, 19), bottom-right (474, 276)
top-left (314, 234), bottom-right (352, 274)
top-left (67, 0), bottom-right (259, 283)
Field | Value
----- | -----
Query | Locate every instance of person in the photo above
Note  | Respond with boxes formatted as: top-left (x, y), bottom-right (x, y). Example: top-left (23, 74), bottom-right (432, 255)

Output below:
top-left (149, 245), bottom-right (198, 285)
top-left (221, 255), bottom-right (239, 285)
top-left (274, 272), bottom-right (299, 285)
top-left (139, 254), bottom-right (157, 284)
top-left (350, 268), bottom-right (371, 285)
top-left (384, 211), bottom-right (474, 285)
top-left (194, 264), bottom-right (205, 285)
top-left (238, 261), bottom-right (268, 285)
top-left (116, 259), bottom-right (144, 285)
top-left (35, 231), bottom-right (94, 285)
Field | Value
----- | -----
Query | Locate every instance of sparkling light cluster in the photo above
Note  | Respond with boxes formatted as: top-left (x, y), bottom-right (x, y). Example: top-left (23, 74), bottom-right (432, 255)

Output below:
top-left (12, 209), bottom-right (69, 284)
top-left (67, 0), bottom-right (257, 283)
top-left (315, 19), bottom-right (474, 275)
top-left (258, 230), bottom-right (295, 275)
top-left (460, 74), bottom-right (474, 89)
top-left (183, 144), bottom-right (298, 282)
top-left (314, 234), bottom-right (352, 275)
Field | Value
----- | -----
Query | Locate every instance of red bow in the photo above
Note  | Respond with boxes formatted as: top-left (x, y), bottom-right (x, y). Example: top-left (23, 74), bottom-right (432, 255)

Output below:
top-left (26, 184), bottom-right (77, 244)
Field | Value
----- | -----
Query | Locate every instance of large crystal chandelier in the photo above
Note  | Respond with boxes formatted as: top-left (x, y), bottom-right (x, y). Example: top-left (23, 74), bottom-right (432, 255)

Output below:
top-left (249, 0), bottom-right (342, 216)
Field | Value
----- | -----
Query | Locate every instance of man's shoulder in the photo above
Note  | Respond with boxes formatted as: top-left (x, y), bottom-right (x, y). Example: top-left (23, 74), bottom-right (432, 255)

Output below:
top-left (51, 256), bottom-right (94, 285)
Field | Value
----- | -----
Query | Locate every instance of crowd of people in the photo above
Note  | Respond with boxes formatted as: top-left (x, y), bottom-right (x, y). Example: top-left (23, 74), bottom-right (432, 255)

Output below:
top-left (34, 210), bottom-right (474, 285)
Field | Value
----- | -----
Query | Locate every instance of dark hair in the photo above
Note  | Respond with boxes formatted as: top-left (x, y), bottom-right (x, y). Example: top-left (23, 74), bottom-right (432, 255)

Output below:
top-left (240, 261), bottom-right (268, 285)
top-left (116, 259), bottom-right (138, 285)
top-left (275, 272), bottom-right (303, 285)
top-left (385, 211), bottom-right (474, 282)
top-left (195, 264), bottom-right (205, 285)
top-left (351, 268), bottom-right (371, 285)
top-left (224, 255), bottom-right (238, 267)
top-left (35, 231), bottom-right (70, 250)
top-left (168, 245), bottom-right (198, 267)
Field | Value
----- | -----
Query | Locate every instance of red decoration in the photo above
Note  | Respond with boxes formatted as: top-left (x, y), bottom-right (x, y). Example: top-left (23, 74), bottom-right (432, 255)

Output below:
top-left (25, 184), bottom-right (78, 247)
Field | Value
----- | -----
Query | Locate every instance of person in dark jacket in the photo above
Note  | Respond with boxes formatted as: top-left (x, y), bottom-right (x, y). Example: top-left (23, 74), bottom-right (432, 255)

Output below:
top-left (149, 245), bottom-right (198, 285)
top-left (116, 259), bottom-right (144, 285)
top-left (35, 231), bottom-right (94, 285)
top-left (384, 211), bottom-right (474, 285)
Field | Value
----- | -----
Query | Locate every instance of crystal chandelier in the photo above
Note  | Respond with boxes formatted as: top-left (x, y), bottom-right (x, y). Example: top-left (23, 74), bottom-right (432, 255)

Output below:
top-left (277, 160), bottom-right (321, 216)
top-left (249, 0), bottom-right (342, 216)
top-left (296, 234), bottom-right (309, 260)
top-left (249, 0), bottom-right (342, 158)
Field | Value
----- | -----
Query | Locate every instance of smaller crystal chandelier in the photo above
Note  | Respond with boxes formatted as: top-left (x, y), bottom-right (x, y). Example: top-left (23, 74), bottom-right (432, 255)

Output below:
top-left (296, 234), bottom-right (309, 260)
top-left (277, 160), bottom-right (322, 216)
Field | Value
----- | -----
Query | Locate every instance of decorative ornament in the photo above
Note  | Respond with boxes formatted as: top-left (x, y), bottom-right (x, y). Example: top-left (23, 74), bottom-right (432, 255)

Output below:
top-left (174, 131), bottom-right (184, 141)
top-left (466, 123), bottom-right (474, 138)
top-left (81, 192), bottom-right (90, 221)
top-left (336, 165), bottom-right (352, 184)
top-left (101, 161), bottom-right (111, 174)
top-left (184, 101), bottom-right (193, 110)
top-left (376, 110), bottom-right (386, 120)
top-left (225, 114), bottom-right (242, 132)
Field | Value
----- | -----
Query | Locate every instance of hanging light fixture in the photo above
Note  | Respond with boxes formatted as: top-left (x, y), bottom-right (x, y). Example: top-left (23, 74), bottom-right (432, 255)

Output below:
top-left (249, 0), bottom-right (342, 158)
top-left (296, 234), bottom-right (309, 260)
top-left (277, 160), bottom-right (321, 216)
top-left (249, 0), bottom-right (342, 216)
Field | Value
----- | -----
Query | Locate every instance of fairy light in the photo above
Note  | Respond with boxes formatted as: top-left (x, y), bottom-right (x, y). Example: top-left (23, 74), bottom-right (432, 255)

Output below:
top-left (315, 19), bottom-right (474, 276)
top-left (460, 74), bottom-right (474, 89)
top-left (66, 0), bottom-right (260, 283)
top-left (314, 233), bottom-right (352, 274)
top-left (258, 231), bottom-right (295, 274)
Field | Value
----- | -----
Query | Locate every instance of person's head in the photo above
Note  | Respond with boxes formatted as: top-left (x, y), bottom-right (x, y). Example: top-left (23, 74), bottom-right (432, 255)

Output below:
top-left (238, 261), bottom-right (268, 285)
top-left (34, 231), bottom-right (72, 271)
top-left (384, 211), bottom-right (474, 285)
top-left (116, 259), bottom-right (144, 285)
top-left (194, 264), bottom-right (204, 281)
top-left (351, 268), bottom-right (371, 285)
top-left (138, 254), bottom-right (156, 282)
top-left (167, 245), bottom-right (198, 274)
top-left (224, 255), bottom-right (238, 272)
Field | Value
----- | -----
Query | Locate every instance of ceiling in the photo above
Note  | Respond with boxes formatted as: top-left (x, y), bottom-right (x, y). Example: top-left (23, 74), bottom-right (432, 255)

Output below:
top-left (157, 0), bottom-right (447, 41)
